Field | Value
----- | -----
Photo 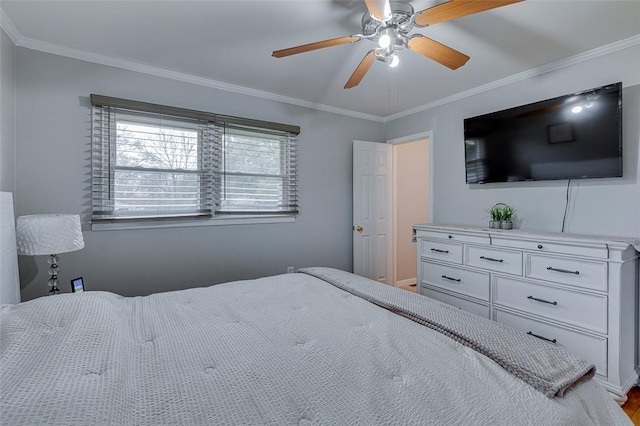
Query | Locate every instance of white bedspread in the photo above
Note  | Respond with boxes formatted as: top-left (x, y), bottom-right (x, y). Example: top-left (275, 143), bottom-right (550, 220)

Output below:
top-left (1, 272), bottom-right (630, 425)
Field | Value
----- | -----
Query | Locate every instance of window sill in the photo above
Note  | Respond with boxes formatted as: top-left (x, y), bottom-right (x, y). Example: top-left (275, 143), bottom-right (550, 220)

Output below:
top-left (91, 215), bottom-right (296, 232)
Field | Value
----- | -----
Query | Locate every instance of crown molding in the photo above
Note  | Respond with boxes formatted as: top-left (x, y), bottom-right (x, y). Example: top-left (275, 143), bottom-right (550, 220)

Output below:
top-left (0, 9), bottom-right (21, 44)
top-left (383, 34), bottom-right (640, 122)
top-left (18, 37), bottom-right (384, 122)
top-left (0, 6), bottom-right (382, 122)
top-left (13, 38), bottom-right (383, 123)
top-left (2, 7), bottom-right (638, 124)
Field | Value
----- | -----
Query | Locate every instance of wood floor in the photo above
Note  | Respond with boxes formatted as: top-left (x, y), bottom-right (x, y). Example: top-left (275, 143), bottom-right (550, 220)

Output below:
top-left (623, 387), bottom-right (640, 424)
top-left (398, 284), bottom-right (416, 293)
top-left (397, 285), bottom-right (638, 422)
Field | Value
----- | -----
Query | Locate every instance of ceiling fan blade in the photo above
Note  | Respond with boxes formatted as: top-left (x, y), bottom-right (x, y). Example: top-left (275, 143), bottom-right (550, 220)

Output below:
top-left (364, 0), bottom-right (391, 21)
top-left (272, 35), bottom-right (361, 58)
top-left (407, 36), bottom-right (470, 70)
top-left (344, 50), bottom-right (377, 89)
top-left (414, 0), bottom-right (524, 27)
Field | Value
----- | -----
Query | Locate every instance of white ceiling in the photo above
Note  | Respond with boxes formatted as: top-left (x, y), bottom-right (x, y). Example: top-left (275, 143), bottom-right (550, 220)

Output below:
top-left (2, 1), bottom-right (640, 119)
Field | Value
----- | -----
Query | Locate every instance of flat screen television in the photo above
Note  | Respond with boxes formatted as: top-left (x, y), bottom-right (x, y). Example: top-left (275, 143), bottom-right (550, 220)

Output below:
top-left (464, 82), bottom-right (622, 184)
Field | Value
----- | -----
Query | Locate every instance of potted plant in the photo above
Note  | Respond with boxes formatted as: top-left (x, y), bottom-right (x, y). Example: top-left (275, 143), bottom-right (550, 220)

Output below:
top-left (499, 204), bottom-right (516, 229)
top-left (487, 203), bottom-right (516, 229)
top-left (488, 204), bottom-right (502, 229)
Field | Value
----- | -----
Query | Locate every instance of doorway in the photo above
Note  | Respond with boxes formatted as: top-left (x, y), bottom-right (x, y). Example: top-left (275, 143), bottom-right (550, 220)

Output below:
top-left (390, 132), bottom-right (432, 287)
top-left (351, 132), bottom-right (432, 286)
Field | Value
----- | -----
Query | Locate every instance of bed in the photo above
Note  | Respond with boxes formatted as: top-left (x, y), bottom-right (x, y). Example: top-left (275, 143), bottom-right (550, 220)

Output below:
top-left (0, 266), bottom-right (630, 425)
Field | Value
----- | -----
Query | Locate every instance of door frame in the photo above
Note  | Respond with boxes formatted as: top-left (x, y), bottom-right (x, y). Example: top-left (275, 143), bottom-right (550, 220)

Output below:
top-left (387, 130), bottom-right (434, 286)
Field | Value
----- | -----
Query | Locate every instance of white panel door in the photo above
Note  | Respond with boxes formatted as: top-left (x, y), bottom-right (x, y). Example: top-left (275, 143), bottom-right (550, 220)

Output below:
top-left (353, 141), bottom-right (393, 284)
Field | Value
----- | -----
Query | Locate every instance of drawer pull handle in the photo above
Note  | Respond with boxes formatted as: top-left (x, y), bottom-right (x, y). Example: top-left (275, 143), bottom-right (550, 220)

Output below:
top-left (527, 295), bottom-right (558, 306)
top-left (448, 235), bottom-right (453, 239)
top-left (537, 244), bottom-right (543, 249)
top-left (527, 331), bottom-right (557, 344)
top-left (480, 256), bottom-right (503, 263)
top-left (546, 266), bottom-right (579, 275)
top-left (431, 248), bottom-right (450, 254)
top-left (441, 275), bottom-right (461, 282)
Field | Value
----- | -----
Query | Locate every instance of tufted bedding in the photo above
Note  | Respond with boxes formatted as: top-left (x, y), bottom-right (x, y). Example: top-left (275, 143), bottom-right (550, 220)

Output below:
top-left (1, 269), bottom-right (630, 425)
top-left (298, 267), bottom-right (595, 398)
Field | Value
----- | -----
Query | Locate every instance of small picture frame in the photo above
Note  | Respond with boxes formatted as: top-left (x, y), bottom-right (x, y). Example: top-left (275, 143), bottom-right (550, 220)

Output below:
top-left (71, 277), bottom-right (85, 293)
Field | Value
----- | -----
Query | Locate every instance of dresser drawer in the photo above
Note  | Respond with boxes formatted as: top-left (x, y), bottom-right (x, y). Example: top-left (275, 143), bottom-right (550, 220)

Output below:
top-left (421, 287), bottom-right (490, 319)
top-left (526, 254), bottom-right (608, 291)
top-left (465, 245), bottom-right (523, 275)
top-left (417, 229), bottom-right (490, 245)
top-left (494, 309), bottom-right (607, 376)
top-left (419, 239), bottom-right (463, 264)
top-left (421, 261), bottom-right (490, 301)
top-left (492, 237), bottom-right (608, 259)
top-left (493, 276), bottom-right (607, 334)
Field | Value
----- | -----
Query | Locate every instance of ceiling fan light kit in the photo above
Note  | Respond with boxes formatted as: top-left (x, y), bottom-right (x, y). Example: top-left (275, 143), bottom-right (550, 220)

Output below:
top-left (378, 31), bottom-right (392, 49)
top-left (389, 54), bottom-right (400, 68)
top-left (272, 0), bottom-right (524, 89)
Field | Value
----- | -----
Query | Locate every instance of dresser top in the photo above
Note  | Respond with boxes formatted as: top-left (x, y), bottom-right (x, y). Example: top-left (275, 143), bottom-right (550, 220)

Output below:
top-left (414, 223), bottom-right (640, 252)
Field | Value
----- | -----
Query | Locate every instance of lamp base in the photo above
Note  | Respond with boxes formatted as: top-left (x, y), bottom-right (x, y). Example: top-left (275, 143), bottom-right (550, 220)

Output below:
top-left (47, 254), bottom-right (60, 296)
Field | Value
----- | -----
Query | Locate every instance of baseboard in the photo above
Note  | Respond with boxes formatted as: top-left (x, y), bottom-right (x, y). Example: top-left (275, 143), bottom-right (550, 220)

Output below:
top-left (594, 370), bottom-right (639, 404)
top-left (396, 278), bottom-right (417, 287)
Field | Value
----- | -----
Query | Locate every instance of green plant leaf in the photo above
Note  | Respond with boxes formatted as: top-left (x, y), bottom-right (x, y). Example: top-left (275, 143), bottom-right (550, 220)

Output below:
top-left (487, 205), bottom-right (502, 221)
top-left (500, 205), bottom-right (516, 220)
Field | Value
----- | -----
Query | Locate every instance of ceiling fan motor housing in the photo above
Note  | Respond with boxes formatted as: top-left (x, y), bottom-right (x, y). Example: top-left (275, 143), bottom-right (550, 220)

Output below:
top-left (362, 1), bottom-right (415, 60)
top-left (362, 2), bottom-right (414, 36)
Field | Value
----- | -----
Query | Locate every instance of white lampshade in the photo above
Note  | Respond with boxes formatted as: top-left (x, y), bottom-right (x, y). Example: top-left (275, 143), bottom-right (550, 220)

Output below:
top-left (16, 214), bottom-right (85, 256)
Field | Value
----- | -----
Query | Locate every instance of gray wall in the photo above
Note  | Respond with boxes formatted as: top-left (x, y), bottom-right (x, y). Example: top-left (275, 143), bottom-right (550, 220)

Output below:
top-left (15, 48), bottom-right (382, 301)
top-left (15, 43), bottom-right (640, 301)
top-left (1, 29), bottom-right (16, 193)
top-left (385, 46), bottom-right (640, 238)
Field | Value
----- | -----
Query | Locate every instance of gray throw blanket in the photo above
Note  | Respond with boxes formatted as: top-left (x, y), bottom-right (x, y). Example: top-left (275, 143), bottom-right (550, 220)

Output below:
top-left (299, 267), bottom-right (596, 398)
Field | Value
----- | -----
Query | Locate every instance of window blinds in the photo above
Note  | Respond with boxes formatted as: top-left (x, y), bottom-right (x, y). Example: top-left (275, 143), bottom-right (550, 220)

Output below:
top-left (91, 96), bottom-right (298, 222)
top-left (219, 124), bottom-right (298, 214)
top-left (92, 107), bottom-right (217, 220)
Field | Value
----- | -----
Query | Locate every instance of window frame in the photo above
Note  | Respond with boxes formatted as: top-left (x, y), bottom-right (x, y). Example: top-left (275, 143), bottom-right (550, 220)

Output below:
top-left (90, 95), bottom-right (299, 230)
top-left (218, 124), bottom-right (297, 215)
top-left (112, 115), bottom-right (210, 218)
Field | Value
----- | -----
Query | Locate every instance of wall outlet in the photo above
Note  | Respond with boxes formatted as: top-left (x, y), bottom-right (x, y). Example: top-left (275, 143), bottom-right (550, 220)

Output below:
top-left (287, 266), bottom-right (294, 274)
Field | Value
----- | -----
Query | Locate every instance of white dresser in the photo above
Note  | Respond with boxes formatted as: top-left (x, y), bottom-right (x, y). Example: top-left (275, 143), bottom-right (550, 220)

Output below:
top-left (414, 223), bottom-right (639, 401)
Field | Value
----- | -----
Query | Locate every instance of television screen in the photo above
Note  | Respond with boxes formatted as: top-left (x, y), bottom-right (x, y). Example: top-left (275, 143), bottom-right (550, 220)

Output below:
top-left (464, 82), bottom-right (622, 184)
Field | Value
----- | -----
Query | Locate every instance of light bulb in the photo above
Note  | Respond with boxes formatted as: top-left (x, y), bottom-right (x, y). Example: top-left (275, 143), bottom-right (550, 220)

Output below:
top-left (389, 54), bottom-right (399, 68)
top-left (571, 106), bottom-right (583, 114)
top-left (383, 1), bottom-right (391, 19)
top-left (379, 34), bottom-right (391, 49)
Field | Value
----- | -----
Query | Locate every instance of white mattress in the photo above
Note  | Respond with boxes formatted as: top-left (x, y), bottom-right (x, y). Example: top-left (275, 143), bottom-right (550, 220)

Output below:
top-left (0, 272), bottom-right (630, 425)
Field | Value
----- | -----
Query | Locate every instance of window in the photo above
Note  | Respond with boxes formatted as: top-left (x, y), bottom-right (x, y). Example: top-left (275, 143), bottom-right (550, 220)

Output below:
top-left (91, 95), bottom-right (299, 224)
top-left (220, 125), bottom-right (297, 214)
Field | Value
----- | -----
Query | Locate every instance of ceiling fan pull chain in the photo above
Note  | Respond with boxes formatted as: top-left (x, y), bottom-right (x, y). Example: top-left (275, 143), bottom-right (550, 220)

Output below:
top-left (397, 66), bottom-right (400, 104)
top-left (388, 65), bottom-right (391, 110)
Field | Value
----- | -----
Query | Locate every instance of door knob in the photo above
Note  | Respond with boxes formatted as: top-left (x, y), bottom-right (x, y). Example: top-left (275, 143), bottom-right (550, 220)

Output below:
top-left (354, 225), bottom-right (363, 232)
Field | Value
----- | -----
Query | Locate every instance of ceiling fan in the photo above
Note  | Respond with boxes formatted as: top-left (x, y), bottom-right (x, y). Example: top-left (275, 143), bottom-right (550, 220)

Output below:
top-left (272, 0), bottom-right (523, 89)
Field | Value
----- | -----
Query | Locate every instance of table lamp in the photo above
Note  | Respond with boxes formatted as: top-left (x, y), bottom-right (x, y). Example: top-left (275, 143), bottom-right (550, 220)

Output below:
top-left (16, 214), bottom-right (85, 295)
